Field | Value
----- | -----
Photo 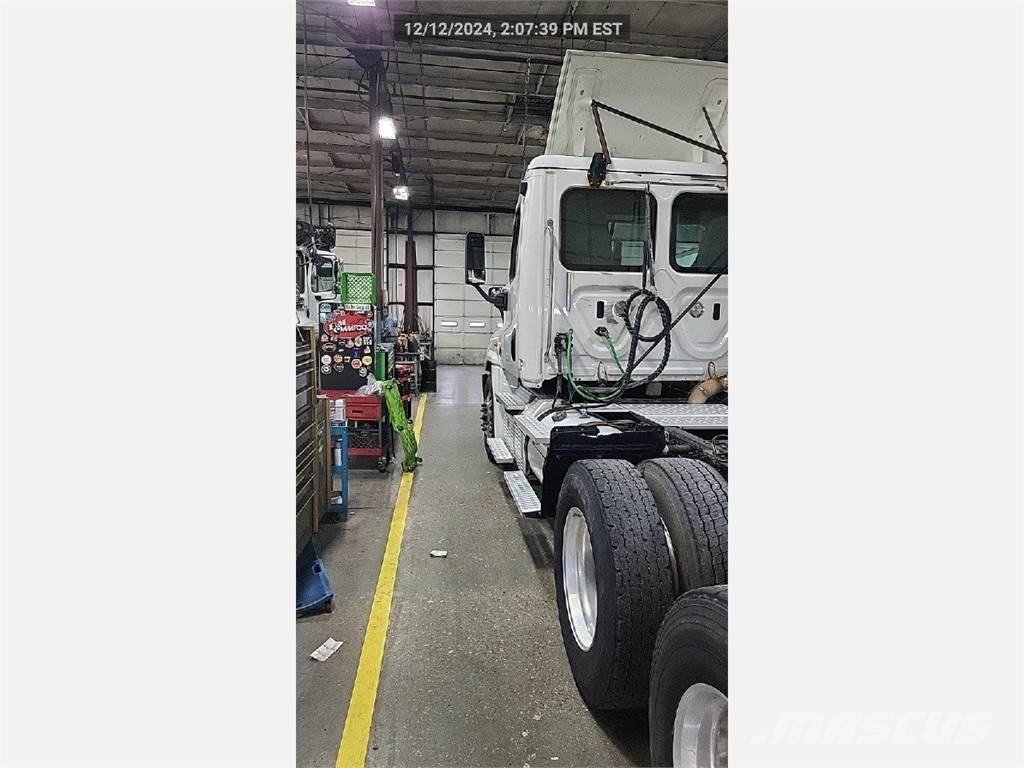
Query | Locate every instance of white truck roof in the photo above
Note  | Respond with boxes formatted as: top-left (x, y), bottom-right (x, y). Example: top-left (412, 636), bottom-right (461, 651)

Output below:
top-left (545, 50), bottom-right (727, 163)
top-left (527, 154), bottom-right (727, 177)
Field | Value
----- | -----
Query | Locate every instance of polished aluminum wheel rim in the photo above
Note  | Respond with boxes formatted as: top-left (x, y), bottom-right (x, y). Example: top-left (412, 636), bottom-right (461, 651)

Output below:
top-left (673, 683), bottom-right (728, 768)
top-left (562, 506), bottom-right (597, 650)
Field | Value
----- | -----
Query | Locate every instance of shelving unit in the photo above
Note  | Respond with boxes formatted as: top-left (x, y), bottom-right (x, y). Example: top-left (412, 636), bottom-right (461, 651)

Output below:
top-left (396, 351), bottom-right (420, 396)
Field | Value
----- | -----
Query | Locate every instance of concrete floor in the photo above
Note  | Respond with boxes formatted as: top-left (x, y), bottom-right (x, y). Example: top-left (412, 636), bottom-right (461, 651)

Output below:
top-left (297, 366), bottom-right (648, 768)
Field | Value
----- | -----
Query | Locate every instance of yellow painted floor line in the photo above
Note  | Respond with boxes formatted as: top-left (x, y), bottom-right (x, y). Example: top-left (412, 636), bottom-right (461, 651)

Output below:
top-left (335, 396), bottom-right (428, 768)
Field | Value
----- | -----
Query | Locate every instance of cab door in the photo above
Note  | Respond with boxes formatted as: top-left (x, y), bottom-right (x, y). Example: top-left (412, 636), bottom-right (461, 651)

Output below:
top-left (498, 205), bottom-right (522, 385)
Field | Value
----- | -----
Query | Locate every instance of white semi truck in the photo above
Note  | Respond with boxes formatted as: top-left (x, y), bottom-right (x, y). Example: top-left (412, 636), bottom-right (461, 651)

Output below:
top-left (296, 220), bottom-right (341, 329)
top-left (467, 52), bottom-right (728, 767)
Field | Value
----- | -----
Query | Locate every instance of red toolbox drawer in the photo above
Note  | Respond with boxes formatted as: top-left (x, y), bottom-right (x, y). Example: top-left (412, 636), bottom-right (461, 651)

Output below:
top-left (342, 395), bottom-right (381, 422)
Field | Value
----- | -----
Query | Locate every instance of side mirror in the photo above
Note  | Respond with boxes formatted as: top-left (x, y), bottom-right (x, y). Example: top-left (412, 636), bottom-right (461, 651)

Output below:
top-left (464, 232), bottom-right (507, 316)
top-left (465, 232), bottom-right (486, 284)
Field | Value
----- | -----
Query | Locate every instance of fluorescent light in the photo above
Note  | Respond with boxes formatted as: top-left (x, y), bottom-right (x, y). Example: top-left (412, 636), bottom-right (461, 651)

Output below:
top-left (377, 116), bottom-right (397, 139)
top-left (440, 321), bottom-right (458, 328)
top-left (347, 0), bottom-right (375, 5)
top-left (468, 321), bottom-right (486, 328)
top-left (393, 185), bottom-right (410, 201)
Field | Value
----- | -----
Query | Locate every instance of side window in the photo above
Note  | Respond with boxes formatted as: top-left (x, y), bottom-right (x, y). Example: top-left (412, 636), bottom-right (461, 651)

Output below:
top-left (508, 208), bottom-right (521, 280)
top-left (671, 193), bottom-right (728, 274)
top-left (559, 188), bottom-right (656, 272)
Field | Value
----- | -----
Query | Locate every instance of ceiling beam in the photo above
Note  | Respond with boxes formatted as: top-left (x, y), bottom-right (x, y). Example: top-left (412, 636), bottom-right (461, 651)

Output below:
top-left (302, 110), bottom-right (542, 136)
top-left (309, 174), bottom-right (519, 196)
top-left (298, 141), bottom-right (540, 165)
top-left (297, 37), bottom-right (565, 66)
top-left (299, 68), bottom-right (557, 99)
top-left (301, 155), bottom-right (529, 179)
top-left (302, 96), bottom-right (549, 123)
top-left (297, 195), bottom-right (517, 214)
top-left (299, 119), bottom-right (545, 147)
top-left (302, 47), bottom-right (557, 78)
top-left (307, 189), bottom-right (518, 207)
top-left (300, 80), bottom-right (551, 111)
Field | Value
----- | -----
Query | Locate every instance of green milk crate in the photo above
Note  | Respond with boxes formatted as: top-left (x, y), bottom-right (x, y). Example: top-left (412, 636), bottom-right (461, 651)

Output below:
top-left (339, 272), bottom-right (376, 305)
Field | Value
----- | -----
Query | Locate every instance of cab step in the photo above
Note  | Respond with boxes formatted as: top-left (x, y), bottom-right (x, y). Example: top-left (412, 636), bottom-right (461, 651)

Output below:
top-left (503, 470), bottom-right (542, 517)
top-left (486, 437), bottom-right (515, 465)
top-left (496, 390), bottom-right (530, 414)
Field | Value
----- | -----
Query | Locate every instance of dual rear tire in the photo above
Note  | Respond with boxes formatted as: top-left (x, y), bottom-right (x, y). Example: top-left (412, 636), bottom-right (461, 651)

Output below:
top-left (552, 457), bottom-right (728, 765)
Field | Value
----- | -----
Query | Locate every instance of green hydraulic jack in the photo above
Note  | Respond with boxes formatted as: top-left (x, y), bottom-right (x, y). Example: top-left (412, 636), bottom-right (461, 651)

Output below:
top-left (382, 380), bottom-right (421, 472)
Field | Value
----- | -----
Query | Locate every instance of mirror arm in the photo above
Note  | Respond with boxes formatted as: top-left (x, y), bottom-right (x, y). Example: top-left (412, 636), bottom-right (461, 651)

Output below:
top-left (469, 281), bottom-right (490, 303)
top-left (468, 281), bottom-right (506, 319)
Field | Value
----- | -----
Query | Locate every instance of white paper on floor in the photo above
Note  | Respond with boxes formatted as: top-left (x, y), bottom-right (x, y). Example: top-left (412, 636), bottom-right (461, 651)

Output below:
top-left (310, 638), bottom-right (343, 661)
top-left (429, 550), bottom-right (448, 558)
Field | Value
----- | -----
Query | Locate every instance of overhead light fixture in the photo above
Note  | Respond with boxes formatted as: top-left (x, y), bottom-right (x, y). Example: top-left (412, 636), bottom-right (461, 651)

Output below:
top-left (347, 0), bottom-right (375, 6)
top-left (377, 116), bottom-right (397, 140)
top-left (393, 185), bottom-right (410, 201)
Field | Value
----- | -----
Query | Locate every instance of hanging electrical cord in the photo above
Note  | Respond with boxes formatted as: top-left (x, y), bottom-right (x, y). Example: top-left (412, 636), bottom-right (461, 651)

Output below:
top-left (642, 187), bottom-right (655, 291)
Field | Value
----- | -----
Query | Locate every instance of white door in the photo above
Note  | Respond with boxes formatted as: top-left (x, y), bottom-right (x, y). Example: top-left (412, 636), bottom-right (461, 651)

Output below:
top-left (433, 233), bottom-right (510, 364)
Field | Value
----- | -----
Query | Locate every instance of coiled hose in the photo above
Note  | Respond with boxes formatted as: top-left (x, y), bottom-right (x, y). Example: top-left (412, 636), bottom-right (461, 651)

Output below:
top-left (566, 287), bottom-right (673, 404)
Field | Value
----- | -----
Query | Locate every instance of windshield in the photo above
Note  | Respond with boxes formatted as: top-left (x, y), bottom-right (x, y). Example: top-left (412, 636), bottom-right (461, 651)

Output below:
top-left (560, 188), bottom-right (655, 272)
top-left (312, 257), bottom-right (337, 294)
top-left (671, 193), bottom-right (727, 274)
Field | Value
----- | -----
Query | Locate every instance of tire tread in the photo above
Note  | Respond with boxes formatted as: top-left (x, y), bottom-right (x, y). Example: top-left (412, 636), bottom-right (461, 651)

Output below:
top-left (641, 458), bottom-right (727, 588)
top-left (649, 586), bottom-right (728, 767)
top-left (561, 459), bottom-right (675, 709)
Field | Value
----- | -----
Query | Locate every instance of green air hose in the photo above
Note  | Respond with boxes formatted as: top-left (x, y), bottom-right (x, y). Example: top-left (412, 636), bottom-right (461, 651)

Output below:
top-left (565, 330), bottom-right (625, 403)
top-left (381, 379), bottom-right (420, 472)
top-left (603, 335), bottom-right (625, 374)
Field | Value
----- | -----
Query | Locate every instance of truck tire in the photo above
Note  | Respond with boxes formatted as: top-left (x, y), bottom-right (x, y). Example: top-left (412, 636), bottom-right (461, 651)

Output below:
top-left (554, 459), bottom-right (675, 710)
top-left (649, 586), bottom-right (728, 768)
top-left (640, 458), bottom-right (727, 593)
top-left (480, 370), bottom-right (498, 464)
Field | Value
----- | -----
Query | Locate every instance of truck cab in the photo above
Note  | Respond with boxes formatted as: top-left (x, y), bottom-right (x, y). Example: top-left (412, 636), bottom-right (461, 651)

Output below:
top-left (489, 154), bottom-right (727, 392)
top-left (296, 223), bottom-right (341, 329)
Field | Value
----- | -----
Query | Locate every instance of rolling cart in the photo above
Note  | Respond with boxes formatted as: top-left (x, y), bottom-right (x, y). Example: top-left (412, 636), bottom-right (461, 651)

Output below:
top-left (322, 392), bottom-right (393, 472)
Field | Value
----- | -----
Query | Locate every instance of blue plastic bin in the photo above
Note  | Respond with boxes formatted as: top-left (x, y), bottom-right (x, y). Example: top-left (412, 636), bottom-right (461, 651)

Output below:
top-left (296, 540), bottom-right (333, 617)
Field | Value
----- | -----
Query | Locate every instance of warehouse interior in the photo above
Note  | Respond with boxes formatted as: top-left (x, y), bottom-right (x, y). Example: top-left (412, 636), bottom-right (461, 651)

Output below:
top-left (296, 2), bottom-right (728, 767)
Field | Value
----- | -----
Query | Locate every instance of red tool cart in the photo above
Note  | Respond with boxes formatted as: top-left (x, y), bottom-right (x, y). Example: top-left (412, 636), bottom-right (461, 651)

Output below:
top-left (322, 391), bottom-right (393, 472)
